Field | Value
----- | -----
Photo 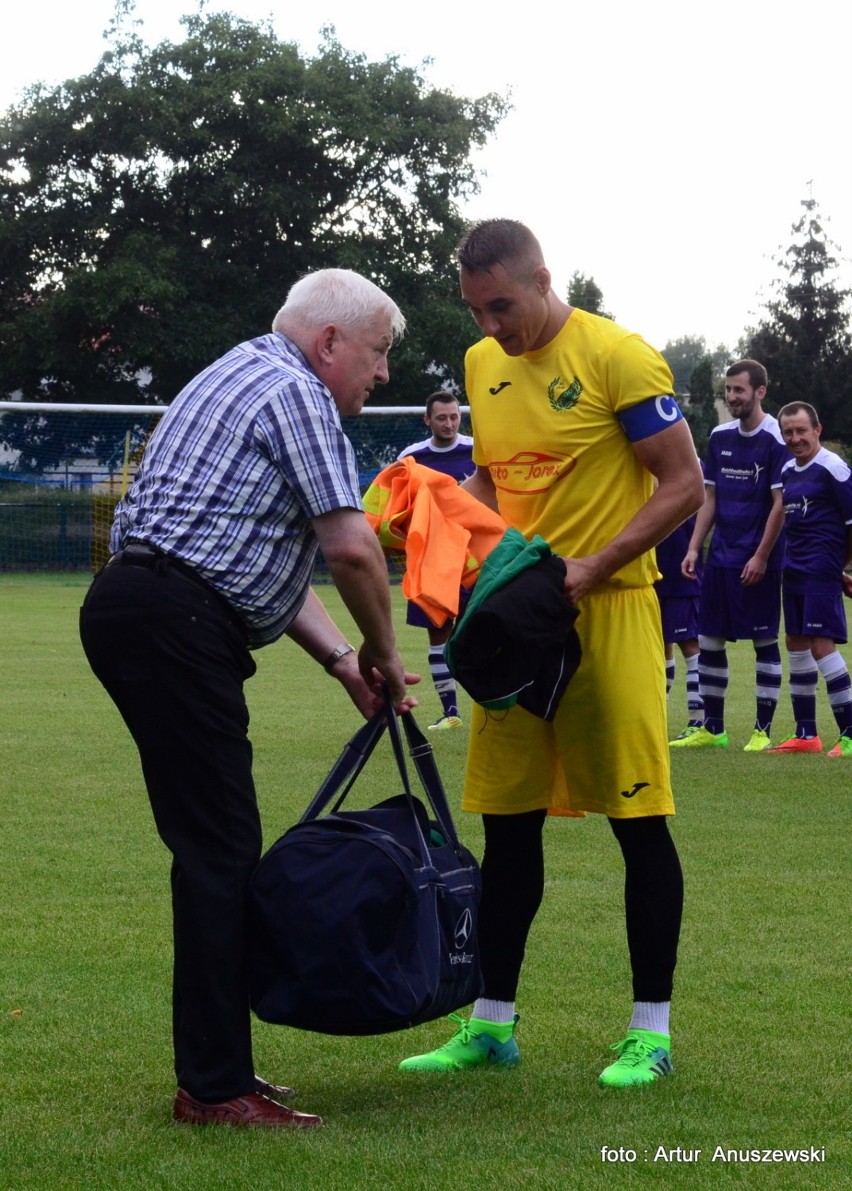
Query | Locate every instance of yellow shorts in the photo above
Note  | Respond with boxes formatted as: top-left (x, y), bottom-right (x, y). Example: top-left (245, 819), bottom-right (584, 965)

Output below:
top-left (462, 585), bottom-right (673, 819)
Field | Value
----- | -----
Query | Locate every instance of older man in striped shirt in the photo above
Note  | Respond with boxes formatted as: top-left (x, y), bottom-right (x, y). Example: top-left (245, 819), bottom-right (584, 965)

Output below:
top-left (80, 269), bottom-right (418, 1128)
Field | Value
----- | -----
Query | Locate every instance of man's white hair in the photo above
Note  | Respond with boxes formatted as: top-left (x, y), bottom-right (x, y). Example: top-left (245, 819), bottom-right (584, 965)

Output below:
top-left (272, 268), bottom-right (405, 340)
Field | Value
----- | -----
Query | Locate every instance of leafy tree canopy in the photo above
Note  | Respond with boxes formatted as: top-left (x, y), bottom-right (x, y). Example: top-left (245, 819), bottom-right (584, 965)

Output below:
top-left (679, 357), bottom-right (717, 460)
top-left (744, 195), bottom-right (852, 438)
top-left (567, 271), bottom-right (613, 320)
top-left (661, 334), bottom-right (729, 396)
top-left (0, 3), bottom-right (508, 416)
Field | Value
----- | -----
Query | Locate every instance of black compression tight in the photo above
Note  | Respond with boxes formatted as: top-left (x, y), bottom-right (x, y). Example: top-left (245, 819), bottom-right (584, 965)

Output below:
top-left (478, 810), bottom-right (547, 1001)
top-left (477, 811), bottom-right (682, 1003)
top-left (608, 814), bottom-right (683, 1002)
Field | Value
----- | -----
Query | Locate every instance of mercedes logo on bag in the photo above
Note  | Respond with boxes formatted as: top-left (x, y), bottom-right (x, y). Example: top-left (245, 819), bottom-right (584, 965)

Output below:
top-left (454, 908), bottom-right (473, 949)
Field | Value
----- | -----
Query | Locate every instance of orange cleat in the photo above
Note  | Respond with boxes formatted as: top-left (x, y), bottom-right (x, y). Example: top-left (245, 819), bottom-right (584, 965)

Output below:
top-left (766, 735), bottom-right (823, 754)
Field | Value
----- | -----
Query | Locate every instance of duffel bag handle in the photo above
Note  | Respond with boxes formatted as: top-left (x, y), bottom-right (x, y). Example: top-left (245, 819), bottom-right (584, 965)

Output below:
top-left (298, 711), bottom-right (386, 824)
top-left (297, 693), bottom-right (434, 870)
top-left (388, 698), bottom-right (464, 852)
top-left (298, 690), bottom-right (464, 855)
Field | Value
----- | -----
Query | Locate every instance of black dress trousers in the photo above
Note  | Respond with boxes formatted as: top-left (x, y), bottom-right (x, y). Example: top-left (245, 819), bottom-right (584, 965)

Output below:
top-left (79, 557), bottom-right (262, 1103)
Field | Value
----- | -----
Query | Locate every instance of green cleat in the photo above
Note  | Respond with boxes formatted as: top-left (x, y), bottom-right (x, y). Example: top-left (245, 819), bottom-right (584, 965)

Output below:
top-left (399, 1013), bottom-right (520, 1072)
top-left (599, 1029), bottom-right (673, 1088)
top-left (826, 734), bottom-right (852, 758)
top-left (668, 724), bottom-right (701, 745)
top-left (669, 726), bottom-right (728, 749)
top-left (743, 729), bottom-right (772, 752)
top-left (428, 715), bottom-right (463, 731)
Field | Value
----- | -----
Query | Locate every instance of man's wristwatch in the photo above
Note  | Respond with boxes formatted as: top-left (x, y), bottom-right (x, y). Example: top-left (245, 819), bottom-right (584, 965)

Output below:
top-left (323, 643), bottom-right (355, 674)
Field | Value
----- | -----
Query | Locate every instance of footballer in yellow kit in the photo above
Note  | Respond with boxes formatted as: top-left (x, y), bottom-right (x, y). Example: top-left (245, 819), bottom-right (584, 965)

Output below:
top-left (463, 309), bottom-right (682, 818)
top-left (398, 218), bottom-right (704, 1088)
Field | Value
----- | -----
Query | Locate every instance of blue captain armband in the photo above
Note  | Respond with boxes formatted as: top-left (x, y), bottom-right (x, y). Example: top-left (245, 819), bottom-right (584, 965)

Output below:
top-left (618, 395), bottom-right (683, 442)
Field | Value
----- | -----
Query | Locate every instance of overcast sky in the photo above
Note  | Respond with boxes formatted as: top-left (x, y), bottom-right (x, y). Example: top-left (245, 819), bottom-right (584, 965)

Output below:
top-left (2, 0), bottom-right (850, 354)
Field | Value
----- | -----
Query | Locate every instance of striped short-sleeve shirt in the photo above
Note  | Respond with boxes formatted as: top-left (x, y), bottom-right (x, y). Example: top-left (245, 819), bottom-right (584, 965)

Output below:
top-left (112, 333), bottom-right (362, 646)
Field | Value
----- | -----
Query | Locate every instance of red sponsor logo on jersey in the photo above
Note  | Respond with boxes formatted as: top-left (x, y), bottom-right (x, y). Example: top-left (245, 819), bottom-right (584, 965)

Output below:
top-left (489, 451), bottom-right (577, 494)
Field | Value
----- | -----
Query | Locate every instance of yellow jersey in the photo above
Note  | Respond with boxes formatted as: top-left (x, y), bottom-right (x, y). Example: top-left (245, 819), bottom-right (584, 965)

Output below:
top-left (466, 309), bottom-right (675, 588)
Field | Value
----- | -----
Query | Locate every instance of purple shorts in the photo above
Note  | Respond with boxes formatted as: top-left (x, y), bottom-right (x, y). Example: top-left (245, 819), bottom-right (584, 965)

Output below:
top-left (699, 565), bottom-right (781, 640)
top-left (782, 589), bottom-right (848, 643)
top-left (406, 601), bottom-right (448, 629)
top-left (405, 587), bottom-right (470, 630)
top-left (657, 594), bottom-right (700, 644)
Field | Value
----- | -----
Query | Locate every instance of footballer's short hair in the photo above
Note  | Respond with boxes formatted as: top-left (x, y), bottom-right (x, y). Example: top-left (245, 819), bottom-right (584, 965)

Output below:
top-left (778, 401), bottom-right (820, 428)
top-left (457, 219), bottom-right (544, 281)
top-left (726, 358), bottom-right (768, 391)
top-left (425, 390), bottom-right (460, 417)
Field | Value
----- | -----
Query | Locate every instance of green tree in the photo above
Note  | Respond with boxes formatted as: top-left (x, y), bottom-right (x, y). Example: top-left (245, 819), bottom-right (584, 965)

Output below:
top-left (0, 6), bottom-right (507, 429)
top-left (567, 272), bottom-right (613, 320)
top-left (744, 196), bottom-right (852, 438)
top-left (680, 357), bottom-right (717, 459)
top-left (661, 335), bottom-right (729, 396)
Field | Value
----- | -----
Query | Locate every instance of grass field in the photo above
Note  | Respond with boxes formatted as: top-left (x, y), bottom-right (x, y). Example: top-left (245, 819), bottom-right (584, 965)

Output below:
top-left (1, 573), bottom-right (850, 1190)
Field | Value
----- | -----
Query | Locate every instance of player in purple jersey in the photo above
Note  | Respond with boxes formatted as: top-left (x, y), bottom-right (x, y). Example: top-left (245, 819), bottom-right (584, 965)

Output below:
top-left (397, 391), bottom-right (475, 728)
top-left (766, 402), bottom-right (852, 756)
top-left (655, 515), bottom-right (704, 731)
top-left (673, 361), bottom-right (787, 751)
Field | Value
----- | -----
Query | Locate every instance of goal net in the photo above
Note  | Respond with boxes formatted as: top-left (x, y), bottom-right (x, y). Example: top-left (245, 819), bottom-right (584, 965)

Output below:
top-left (0, 402), bottom-right (468, 572)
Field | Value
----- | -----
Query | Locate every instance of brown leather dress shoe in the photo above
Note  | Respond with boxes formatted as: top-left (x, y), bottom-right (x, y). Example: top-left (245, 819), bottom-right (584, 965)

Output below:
top-left (173, 1088), bottom-right (323, 1128)
top-left (255, 1075), bottom-right (296, 1100)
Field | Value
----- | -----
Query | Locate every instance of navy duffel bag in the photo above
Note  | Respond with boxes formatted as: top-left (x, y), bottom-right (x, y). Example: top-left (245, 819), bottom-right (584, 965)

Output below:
top-left (249, 697), bottom-right (482, 1035)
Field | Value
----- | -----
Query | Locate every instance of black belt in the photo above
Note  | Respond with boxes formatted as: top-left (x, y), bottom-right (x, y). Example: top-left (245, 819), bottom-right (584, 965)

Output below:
top-left (108, 541), bottom-right (246, 634)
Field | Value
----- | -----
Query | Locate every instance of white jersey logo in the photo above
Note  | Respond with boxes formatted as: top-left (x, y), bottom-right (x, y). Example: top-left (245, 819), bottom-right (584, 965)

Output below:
top-left (753, 463), bottom-right (764, 484)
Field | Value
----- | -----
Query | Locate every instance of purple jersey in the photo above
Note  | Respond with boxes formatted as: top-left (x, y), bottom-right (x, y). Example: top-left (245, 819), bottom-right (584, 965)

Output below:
top-left (655, 516), bottom-right (701, 598)
top-left (781, 447), bottom-right (852, 595)
top-left (704, 415), bottom-right (787, 570)
top-left (397, 435), bottom-right (475, 484)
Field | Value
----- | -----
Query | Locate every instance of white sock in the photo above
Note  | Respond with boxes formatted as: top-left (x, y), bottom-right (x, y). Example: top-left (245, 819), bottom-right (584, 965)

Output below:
top-left (628, 1001), bottom-right (670, 1036)
top-left (472, 998), bottom-right (515, 1024)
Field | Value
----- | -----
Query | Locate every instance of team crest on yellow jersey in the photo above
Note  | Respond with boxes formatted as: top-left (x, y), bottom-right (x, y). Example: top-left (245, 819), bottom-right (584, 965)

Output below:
top-left (547, 375), bottom-right (582, 412)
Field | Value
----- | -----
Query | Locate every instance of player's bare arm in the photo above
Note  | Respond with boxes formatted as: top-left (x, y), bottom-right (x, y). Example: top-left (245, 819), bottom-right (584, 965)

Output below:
top-left (461, 464), bottom-right (500, 513)
top-left (681, 486), bottom-right (715, 579)
top-left (563, 418), bottom-right (704, 604)
top-left (309, 508), bottom-right (419, 712)
top-left (741, 487), bottom-right (785, 587)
